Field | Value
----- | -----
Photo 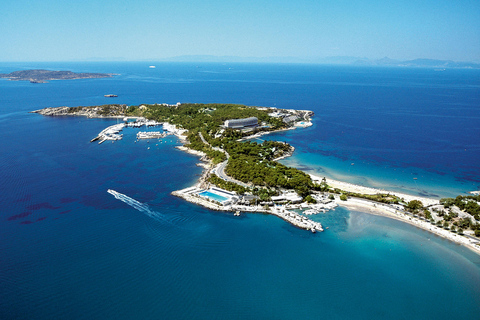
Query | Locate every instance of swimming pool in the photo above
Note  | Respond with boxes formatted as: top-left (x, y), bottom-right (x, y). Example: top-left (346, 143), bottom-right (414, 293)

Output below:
top-left (198, 191), bottom-right (229, 202)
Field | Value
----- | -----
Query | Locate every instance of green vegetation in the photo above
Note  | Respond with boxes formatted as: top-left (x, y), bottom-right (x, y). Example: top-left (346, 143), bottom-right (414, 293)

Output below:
top-left (305, 195), bottom-right (317, 204)
top-left (252, 187), bottom-right (278, 201)
top-left (423, 209), bottom-right (432, 220)
top-left (128, 103), bottom-right (317, 197)
top-left (225, 141), bottom-right (313, 197)
top-left (67, 104), bottom-right (127, 116)
top-left (405, 200), bottom-right (423, 212)
top-left (343, 192), bottom-right (401, 204)
top-left (207, 174), bottom-right (248, 194)
top-left (127, 103), bottom-right (286, 132)
top-left (435, 195), bottom-right (480, 237)
top-left (125, 102), bottom-right (480, 239)
top-left (440, 195), bottom-right (480, 221)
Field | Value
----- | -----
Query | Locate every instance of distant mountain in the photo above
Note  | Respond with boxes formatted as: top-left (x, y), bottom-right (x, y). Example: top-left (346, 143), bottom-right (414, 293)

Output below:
top-left (162, 55), bottom-right (305, 63)
top-left (163, 55), bottom-right (371, 65)
top-left (353, 57), bottom-right (480, 69)
top-left (162, 55), bottom-right (480, 68)
top-left (397, 58), bottom-right (480, 68)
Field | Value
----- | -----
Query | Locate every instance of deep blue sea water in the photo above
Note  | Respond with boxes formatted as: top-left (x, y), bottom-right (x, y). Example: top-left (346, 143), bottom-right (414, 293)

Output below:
top-left (1, 62), bottom-right (480, 319)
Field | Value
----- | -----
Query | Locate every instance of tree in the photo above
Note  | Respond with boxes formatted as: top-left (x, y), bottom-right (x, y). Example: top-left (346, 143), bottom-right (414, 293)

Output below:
top-left (340, 194), bottom-right (348, 201)
top-left (423, 209), bottom-right (432, 220)
top-left (305, 195), bottom-right (316, 204)
top-left (406, 200), bottom-right (423, 211)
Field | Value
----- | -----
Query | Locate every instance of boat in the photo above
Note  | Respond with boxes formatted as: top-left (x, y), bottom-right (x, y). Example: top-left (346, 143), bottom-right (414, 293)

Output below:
top-left (149, 66), bottom-right (156, 68)
top-left (104, 94), bottom-right (118, 97)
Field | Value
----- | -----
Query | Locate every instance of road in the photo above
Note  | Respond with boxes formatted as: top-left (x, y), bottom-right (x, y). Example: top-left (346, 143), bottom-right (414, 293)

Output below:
top-left (214, 160), bottom-right (249, 188)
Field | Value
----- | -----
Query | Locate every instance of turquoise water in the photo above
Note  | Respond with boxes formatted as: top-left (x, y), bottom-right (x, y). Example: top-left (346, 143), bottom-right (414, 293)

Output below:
top-left (199, 190), bottom-right (229, 202)
top-left (1, 62), bottom-right (479, 319)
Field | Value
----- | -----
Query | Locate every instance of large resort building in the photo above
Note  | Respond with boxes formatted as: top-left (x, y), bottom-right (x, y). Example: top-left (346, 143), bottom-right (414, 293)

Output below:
top-left (224, 117), bottom-right (258, 129)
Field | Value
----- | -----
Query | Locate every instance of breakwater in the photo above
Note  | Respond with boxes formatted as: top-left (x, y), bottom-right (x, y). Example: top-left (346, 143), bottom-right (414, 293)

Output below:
top-left (172, 186), bottom-right (324, 233)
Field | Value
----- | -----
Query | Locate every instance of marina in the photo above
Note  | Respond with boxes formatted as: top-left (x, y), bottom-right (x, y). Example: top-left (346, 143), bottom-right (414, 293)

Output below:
top-left (136, 131), bottom-right (167, 139)
top-left (172, 185), bottom-right (325, 233)
top-left (90, 123), bottom-right (125, 144)
top-left (4, 62), bottom-right (480, 320)
top-left (91, 118), bottom-right (166, 143)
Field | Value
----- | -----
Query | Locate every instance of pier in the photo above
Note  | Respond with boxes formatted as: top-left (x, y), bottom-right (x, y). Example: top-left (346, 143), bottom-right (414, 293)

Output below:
top-left (91, 123), bottom-right (125, 144)
top-left (91, 119), bottom-right (165, 143)
top-left (270, 206), bottom-right (323, 232)
top-left (172, 186), bottom-right (324, 233)
top-left (136, 131), bottom-right (167, 139)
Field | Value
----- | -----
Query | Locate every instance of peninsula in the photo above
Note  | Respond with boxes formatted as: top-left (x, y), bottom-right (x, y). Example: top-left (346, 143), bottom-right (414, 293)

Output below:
top-left (0, 69), bottom-right (113, 83)
top-left (31, 103), bottom-right (480, 251)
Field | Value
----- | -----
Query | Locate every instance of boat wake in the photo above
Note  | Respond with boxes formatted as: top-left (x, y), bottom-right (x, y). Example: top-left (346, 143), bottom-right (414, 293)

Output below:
top-left (108, 189), bottom-right (170, 223)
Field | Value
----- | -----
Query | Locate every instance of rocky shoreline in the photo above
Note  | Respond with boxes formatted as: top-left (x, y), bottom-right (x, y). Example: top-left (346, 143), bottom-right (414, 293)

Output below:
top-left (0, 69), bottom-right (113, 82)
top-left (30, 105), bottom-right (128, 118)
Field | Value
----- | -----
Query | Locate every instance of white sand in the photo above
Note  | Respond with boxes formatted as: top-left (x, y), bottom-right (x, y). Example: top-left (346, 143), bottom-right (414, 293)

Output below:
top-left (328, 190), bottom-right (480, 255)
top-left (310, 175), bottom-right (440, 207)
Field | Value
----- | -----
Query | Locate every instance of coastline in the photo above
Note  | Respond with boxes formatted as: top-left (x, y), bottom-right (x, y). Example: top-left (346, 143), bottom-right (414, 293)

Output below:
top-left (320, 176), bottom-right (440, 207)
top-left (162, 124), bottom-right (480, 253)
top-left (330, 191), bottom-right (480, 255)
top-left (177, 135), bottom-right (480, 254)
top-left (31, 106), bottom-right (480, 254)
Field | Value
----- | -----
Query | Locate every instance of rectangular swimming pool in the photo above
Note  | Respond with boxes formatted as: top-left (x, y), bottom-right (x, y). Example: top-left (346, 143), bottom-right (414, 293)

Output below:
top-left (198, 191), bottom-right (229, 202)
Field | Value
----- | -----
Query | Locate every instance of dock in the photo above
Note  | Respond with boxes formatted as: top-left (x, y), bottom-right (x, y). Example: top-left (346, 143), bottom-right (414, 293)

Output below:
top-left (270, 206), bottom-right (323, 232)
top-left (136, 131), bottom-right (167, 139)
top-left (172, 186), bottom-right (324, 233)
top-left (91, 123), bottom-right (125, 144)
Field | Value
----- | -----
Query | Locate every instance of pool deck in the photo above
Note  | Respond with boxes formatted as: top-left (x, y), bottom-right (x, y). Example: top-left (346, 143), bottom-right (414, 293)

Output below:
top-left (172, 186), bottom-right (324, 233)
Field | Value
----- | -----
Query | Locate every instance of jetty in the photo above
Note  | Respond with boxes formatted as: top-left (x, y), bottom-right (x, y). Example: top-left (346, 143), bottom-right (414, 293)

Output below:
top-left (91, 123), bottom-right (124, 144)
top-left (172, 186), bottom-right (324, 233)
top-left (136, 131), bottom-right (167, 139)
top-left (270, 206), bottom-right (323, 232)
top-left (90, 119), bottom-right (166, 143)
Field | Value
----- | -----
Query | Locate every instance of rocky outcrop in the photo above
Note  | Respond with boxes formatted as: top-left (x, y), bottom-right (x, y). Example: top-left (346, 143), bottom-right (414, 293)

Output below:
top-left (0, 69), bottom-right (113, 82)
top-left (30, 105), bottom-right (128, 118)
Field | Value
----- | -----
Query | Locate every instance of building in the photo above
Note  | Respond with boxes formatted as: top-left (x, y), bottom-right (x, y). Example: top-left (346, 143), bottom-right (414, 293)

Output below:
top-left (283, 115), bottom-right (299, 124)
top-left (271, 192), bottom-right (303, 203)
top-left (224, 117), bottom-right (258, 129)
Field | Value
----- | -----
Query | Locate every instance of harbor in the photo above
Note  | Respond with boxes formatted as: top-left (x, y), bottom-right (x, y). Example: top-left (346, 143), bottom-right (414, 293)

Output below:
top-left (172, 185), bottom-right (327, 233)
top-left (136, 131), bottom-right (167, 139)
top-left (90, 123), bottom-right (124, 144)
top-left (90, 118), bottom-right (176, 144)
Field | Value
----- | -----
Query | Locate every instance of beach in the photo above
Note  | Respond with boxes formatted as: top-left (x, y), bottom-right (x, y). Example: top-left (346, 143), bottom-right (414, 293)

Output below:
top-left (320, 176), bottom-right (440, 206)
top-left (313, 176), bottom-right (480, 254)
top-left (172, 125), bottom-right (480, 254)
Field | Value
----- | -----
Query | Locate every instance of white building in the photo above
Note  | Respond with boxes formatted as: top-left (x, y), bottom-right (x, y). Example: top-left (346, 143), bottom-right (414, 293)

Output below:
top-left (224, 117), bottom-right (258, 129)
top-left (272, 192), bottom-right (303, 203)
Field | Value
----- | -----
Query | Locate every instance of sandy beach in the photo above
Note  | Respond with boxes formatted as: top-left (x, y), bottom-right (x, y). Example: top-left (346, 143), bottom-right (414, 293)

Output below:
top-left (173, 123), bottom-right (480, 255)
top-left (318, 176), bottom-right (440, 206)
top-left (314, 178), bottom-right (480, 254)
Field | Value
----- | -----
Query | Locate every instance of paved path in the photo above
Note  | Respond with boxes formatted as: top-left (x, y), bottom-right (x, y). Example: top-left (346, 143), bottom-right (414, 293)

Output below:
top-left (214, 161), bottom-right (249, 188)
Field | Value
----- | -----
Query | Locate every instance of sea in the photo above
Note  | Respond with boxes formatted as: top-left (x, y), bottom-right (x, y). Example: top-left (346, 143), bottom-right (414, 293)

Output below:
top-left (1, 62), bottom-right (479, 319)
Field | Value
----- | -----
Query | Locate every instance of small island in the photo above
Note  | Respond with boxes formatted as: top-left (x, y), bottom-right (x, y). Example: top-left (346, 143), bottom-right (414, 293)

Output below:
top-left (0, 69), bottom-right (113, 83)
top-left (31, 103), bottom-right (480, 251)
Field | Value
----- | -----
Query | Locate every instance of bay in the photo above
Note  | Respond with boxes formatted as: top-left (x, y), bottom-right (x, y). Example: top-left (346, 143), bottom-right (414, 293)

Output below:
top-left (1, 62), bottom-right (479, 319)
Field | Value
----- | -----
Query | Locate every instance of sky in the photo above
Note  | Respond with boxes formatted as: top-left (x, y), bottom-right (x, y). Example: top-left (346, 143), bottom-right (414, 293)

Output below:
top-left (1, 0), bottom-right (479, 62)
